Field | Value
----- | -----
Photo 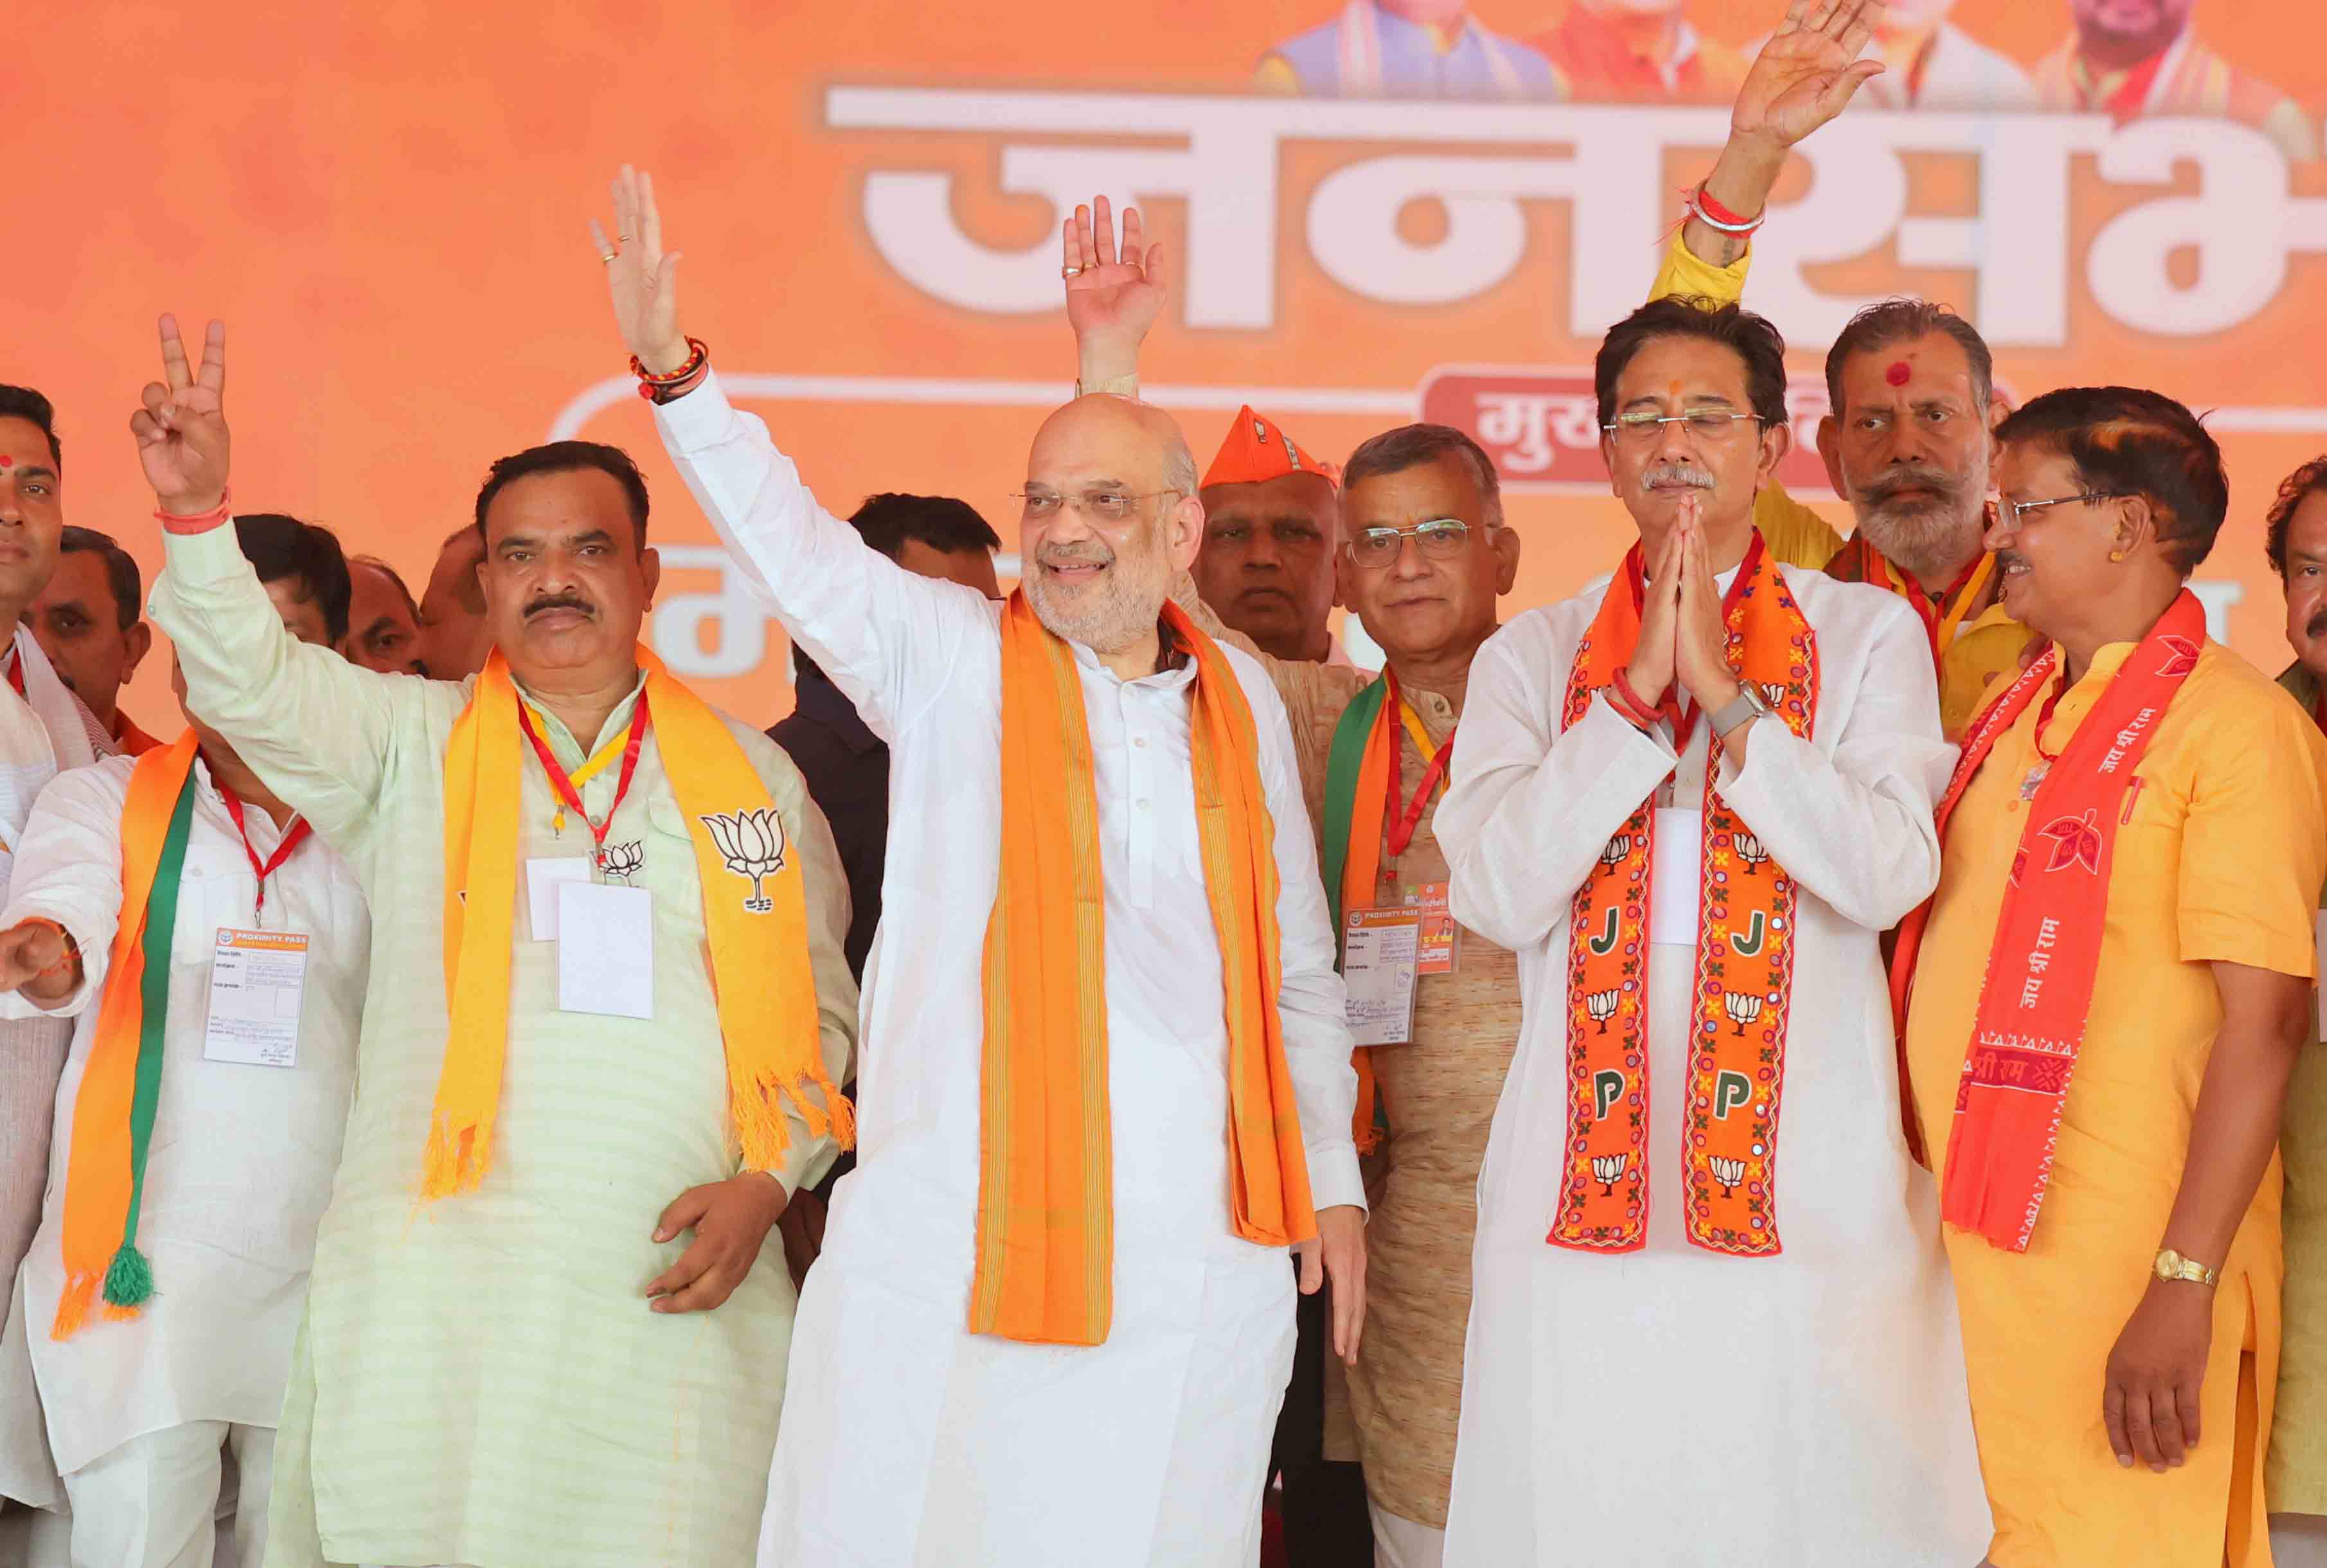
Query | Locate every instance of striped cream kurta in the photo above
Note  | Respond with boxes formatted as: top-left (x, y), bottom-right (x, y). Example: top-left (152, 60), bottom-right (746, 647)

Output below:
top-left (148, 525), bottom-right (857, 1568)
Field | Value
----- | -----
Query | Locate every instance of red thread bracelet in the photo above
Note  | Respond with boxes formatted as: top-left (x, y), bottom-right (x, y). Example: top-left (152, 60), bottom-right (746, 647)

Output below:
top-left (1686, 184), bottom-right (1766, 236)
top-left (1610, 668), bottom-right (1663, 729)
top-left (632, 337), bottom-right (709, 402)
top-left (156, 487), bottom-right (233, 536)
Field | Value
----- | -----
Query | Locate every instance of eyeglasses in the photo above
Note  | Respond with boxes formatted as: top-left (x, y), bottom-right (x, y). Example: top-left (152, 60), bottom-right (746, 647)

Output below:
top-left (1999, 492), bottom-right (2125, 528)
top-left (1346, 517), bottom-right (1480, 567)
top-left (1012, 488), bottom-right (1179, 524)
top-left (1602, 411), bottom-right (1767, 447)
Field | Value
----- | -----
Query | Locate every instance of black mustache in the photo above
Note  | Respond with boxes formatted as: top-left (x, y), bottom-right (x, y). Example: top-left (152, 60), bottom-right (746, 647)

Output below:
top-left (524, 594), bottom-right (594, 620)
top-left (2308, 609), bottom-right (2327, 640)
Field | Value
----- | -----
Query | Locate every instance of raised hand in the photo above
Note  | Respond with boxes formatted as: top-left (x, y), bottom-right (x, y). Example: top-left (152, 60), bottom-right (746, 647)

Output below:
top-left (591, 165), bottom-right (688, 375)
top-left (0, 918), bottom-right (79, 1003)
top-left (1730, 0), bottom-right (1889, 150)
top-left (1065, 195), bottom-right (1169, 390)
top-left (130, 316), bottom-right (230, 515)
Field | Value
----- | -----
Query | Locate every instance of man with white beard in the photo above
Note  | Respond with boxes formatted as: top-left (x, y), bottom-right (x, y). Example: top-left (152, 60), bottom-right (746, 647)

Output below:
top-left (589, 165), bottom-right (1367, 1567)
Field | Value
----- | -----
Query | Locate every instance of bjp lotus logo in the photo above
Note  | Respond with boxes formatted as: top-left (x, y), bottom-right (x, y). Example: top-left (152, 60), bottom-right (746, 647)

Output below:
top-left (2038, 808), bottom-right (2103, 876)
top-left (2156, 635), bottom-right (2200, 678)
top-left (701, 808), bottom-right (787, 913)
top-left (600, 840), bottom-right (644, 884)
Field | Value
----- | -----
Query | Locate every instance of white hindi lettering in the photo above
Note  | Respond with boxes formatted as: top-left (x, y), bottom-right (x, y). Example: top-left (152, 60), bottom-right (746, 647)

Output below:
top-left (649, 545), bottom-right (776, 680)
top-left (821, 89), bottom-right (2327, 346)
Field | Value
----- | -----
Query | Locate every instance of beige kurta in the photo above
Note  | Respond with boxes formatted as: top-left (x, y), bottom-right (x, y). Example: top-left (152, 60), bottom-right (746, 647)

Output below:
top-left (148, 524), bottom-right (857, 1568)
top-left (2276, 661), bottom-right (2327, 1517)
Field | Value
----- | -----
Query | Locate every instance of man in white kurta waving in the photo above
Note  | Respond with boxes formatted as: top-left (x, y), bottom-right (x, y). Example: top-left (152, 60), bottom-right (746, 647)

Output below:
top-left (589, 166), bottom-right (1366, 1567)
top-left (1431, 295), bottom-right (1990, 1562)
top-left (131, 314), bottom-right (859, 1568)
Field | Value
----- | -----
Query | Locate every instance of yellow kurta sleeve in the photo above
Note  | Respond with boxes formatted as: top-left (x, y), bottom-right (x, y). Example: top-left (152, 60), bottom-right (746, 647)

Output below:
top-left (1647, 227), bottom-right (1749, 309)
top-left (2176, 678), bottom-right (2327, 979)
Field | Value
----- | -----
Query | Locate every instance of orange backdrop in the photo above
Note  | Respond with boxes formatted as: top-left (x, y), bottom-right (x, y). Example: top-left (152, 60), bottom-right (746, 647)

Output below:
top-left (13, 0), bottom-right (2327, 725)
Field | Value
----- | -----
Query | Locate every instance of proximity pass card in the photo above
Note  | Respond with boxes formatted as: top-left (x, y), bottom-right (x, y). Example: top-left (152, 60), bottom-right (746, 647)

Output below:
top-left (1400, 882), bottom-right (1458, 974)
top-left (557, 880), bottom-right (654, 1020)
top-left (202, 929), bottom-right (310, 1068)
top-left (526, 857), bottom-right (594, 942)
top-left (1343, 907), bottom-right (1420, 1047)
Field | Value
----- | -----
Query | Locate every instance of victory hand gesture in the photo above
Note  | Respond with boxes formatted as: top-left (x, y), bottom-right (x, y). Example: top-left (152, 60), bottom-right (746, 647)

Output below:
top-left (1730, 0), bottom-right (1889, 150)
top-left (131, 316), bottom-right (230, 516)
top-left (591, 165), bottom-right (689, 375)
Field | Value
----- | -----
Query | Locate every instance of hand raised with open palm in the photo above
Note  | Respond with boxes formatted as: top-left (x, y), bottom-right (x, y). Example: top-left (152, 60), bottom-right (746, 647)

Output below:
top-left (590, 164), bottom-right (689, 375)
top-left (130, 315), bottom-right (231, 516)
top-left (1730, 0), bottom-right (1889, 150)
top-left (1064, 195), bottom-right (1170, 363)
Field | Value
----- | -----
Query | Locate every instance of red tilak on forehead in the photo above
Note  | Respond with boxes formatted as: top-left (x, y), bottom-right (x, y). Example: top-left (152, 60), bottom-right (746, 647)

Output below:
top-left (1886, 361), bottom-right (1912, 388)
top-left (0, 456), bottom-right (12, 469)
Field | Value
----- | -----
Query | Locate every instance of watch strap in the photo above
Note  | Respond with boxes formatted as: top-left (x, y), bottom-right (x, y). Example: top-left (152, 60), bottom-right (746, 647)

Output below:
top-left (1711, 685), bottom-right (1767, 739)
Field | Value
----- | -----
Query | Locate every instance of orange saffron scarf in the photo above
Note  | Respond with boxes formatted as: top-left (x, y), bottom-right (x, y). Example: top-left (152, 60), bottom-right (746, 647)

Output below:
top-left (1556, 533), bottom-right (1817, 1256)
top-left (1889, 591), bottom-right (2203, 1251)
top-left (52, 731), bottom-right (203, 1338)
top-left (971, 592), bottom-right (1317, 1346)
top-left (429, 646), bottom-right (850, 1200)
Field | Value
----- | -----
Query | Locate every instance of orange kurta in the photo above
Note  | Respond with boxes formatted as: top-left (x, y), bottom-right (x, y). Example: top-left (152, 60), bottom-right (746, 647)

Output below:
top-left (1905, 638), bottom-right (2327, 1566)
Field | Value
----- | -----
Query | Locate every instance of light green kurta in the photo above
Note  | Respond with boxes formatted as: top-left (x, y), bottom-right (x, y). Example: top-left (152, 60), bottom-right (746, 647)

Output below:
top-left (150, 525), bottom-right (857, 1568)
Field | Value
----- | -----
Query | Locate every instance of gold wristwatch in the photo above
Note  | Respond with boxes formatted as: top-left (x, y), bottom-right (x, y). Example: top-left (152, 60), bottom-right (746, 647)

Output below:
top-left (2153, 1247), bottom-right (2220, 1288)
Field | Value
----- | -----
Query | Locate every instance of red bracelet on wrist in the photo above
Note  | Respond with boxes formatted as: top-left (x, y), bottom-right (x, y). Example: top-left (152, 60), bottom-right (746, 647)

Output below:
top-left (1610, 668), bottom-right (1663, 729)
top-left (156, 487), bottom-right (233, 536)
top-left (632, 337), bottom-right (709, 402)
top-left (1686, 184), bottom-right (1766, 236)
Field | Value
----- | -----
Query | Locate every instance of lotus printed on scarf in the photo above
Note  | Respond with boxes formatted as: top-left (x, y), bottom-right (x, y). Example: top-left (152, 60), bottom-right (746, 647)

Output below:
top-left (700, 806), bottom-right (787, 913)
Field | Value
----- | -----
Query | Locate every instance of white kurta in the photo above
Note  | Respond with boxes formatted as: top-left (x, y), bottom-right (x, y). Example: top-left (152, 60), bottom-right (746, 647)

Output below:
top-left (1431, 566), bottom-right (1991, 1565)
top-left (0, 753), bottom-right (367, 1484)
top-left (652, 373), bottom-right (1365, 1568)
top-left (0, 628), bottom-right (117, 1508)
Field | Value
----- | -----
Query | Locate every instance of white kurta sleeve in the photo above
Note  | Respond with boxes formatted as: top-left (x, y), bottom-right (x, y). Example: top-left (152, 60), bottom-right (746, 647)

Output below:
top-left (0, 763), bottom-right (129, 1020)
top-left (1244, 659), bottom-right (1364, 1215)
top-left (1713, 595), bottom-right (1950, 932)
top-left (1436, 620), bottom-right (1681, 952)
top-left (653, 373), bottom-right (993, 738)
top-left (147, 525), bottom-right (407, 844)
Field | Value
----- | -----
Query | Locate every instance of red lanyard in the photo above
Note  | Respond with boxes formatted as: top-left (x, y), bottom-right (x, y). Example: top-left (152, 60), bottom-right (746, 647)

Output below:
top-left (217, 783), bottom-right (312, 924)
top-left (517, 695), bottom-right (652, 868)
top-left (4, 648), bottom-right (24, 700)
top-left (1384, 670), bottom-right (1454, 861)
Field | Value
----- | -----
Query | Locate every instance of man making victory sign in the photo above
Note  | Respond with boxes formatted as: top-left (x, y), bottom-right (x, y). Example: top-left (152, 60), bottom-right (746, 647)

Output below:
top-left (133, 315), bottom-right (858, 1568)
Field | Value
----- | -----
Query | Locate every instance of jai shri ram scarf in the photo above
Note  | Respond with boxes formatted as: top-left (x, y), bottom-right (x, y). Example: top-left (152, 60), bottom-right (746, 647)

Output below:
top-left (52, 731), bottom-right (201, 1338)
top-left (1888, 590), bottom-right (2204, 1252)
top-left (972, 591), bottom-right (1317, 1346)
top-left (429, 646), bottom-right (850, 1200)
top-left (1556, 532), bottom-right (1818, 1257)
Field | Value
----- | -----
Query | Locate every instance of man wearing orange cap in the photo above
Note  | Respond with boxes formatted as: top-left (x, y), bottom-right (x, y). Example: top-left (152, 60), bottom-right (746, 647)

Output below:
top-left (1192, 407), bottom-right (1357, 670)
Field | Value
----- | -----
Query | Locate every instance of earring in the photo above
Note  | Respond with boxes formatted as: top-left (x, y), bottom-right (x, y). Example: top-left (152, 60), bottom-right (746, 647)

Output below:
top-left (2109, 549), bottom-right (2126, 562)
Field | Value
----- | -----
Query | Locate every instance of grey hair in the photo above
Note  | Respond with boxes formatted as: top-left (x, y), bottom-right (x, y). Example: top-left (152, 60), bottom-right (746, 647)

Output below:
top-left (1342, 423), bottom-right (1505, 530)
top-left (1159, 429), bottom-right (1199, 501)
top-left (1825, 298), bottom-right (1995, 411)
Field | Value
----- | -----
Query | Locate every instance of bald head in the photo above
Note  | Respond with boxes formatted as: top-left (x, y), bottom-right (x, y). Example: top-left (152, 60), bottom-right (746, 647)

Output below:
top-left (1018, 396), bottom-right (1206, 655)
top-left (1030, 395), bottom-right (1199, 499)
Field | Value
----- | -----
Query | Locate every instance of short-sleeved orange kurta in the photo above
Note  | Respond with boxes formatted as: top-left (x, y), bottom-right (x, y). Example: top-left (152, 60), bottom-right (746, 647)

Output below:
top-left (1907, 637), bottom-right (2327, 1567)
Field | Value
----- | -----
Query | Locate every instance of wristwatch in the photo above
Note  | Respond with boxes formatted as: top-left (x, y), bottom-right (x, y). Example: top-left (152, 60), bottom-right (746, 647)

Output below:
top-left (2153, 1247), bottom-right (2220, 1288)
top-left (1711, 681), bottom-right (1772, 740)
